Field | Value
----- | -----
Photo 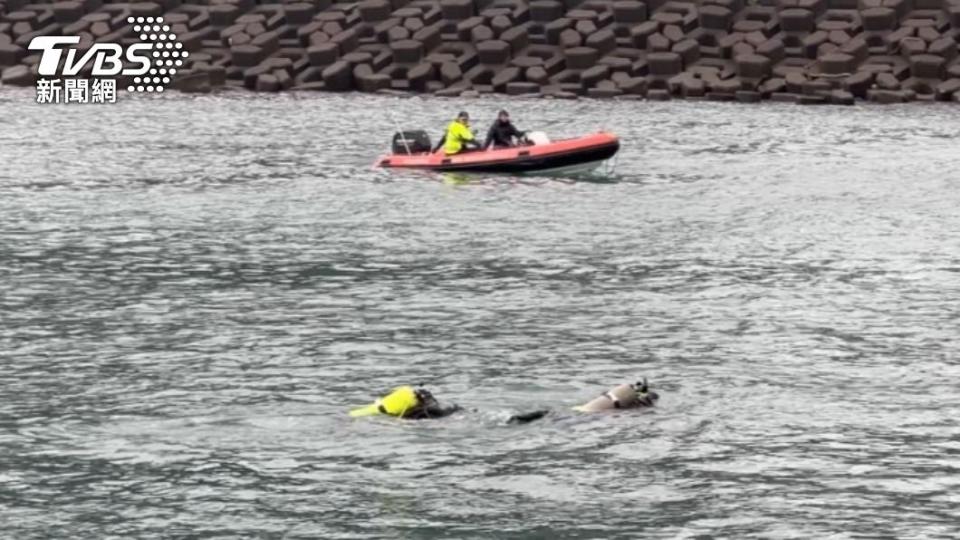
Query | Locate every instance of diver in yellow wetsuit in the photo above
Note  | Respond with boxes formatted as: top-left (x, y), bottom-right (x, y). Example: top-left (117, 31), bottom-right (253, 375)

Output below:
top-left (349, 385), bottom-right (461, 419)
top-left (432, 111), bottom-right (481, 155)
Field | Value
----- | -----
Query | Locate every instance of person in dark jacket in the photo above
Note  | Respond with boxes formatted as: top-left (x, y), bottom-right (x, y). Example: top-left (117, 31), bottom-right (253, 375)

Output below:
top-left (483, 110), bottom-right (527, 149)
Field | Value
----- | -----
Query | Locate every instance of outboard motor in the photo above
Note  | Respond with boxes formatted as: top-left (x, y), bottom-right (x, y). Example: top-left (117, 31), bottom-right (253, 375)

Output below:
top-left (392, 130), bottom-right (432, 155)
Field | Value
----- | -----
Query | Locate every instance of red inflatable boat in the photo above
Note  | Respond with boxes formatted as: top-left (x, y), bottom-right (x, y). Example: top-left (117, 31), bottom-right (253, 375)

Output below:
top-left (375, 131), bottom-right (620, 175)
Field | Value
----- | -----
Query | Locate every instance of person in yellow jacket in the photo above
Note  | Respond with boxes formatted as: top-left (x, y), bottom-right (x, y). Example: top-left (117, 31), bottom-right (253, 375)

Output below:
top-left (434, 111), bottom-right (481, 155)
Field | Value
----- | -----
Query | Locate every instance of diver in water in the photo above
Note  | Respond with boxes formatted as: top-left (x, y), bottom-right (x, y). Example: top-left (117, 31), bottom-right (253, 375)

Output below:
top-left (349, 385), bottom-right (461, 419)
top-left (349, 380), bottom-right (657, 423)
top-left (510, 379), bottom-right (658, 423)
top-left (572, 379), bottom-right (658, 412)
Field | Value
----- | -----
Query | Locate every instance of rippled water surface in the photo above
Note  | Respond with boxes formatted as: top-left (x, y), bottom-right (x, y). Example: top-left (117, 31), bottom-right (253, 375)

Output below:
top-left (2, 90), bottom-right (959, 539)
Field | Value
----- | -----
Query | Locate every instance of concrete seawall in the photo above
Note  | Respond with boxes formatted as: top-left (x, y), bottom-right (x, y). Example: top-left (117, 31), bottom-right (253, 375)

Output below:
top-left (2, 0), bottom-right (960, 103)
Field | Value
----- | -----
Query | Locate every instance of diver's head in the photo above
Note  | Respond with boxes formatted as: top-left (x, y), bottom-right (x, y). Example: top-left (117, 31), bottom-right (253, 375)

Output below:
top-left (574, 381), bottom-right (656, 413)
top-left (414, 387), bottom-right (438, 409)
top-left (497, 109), bottom-right (510, 123)
top-left (635, 378), bottom-right (659, 405)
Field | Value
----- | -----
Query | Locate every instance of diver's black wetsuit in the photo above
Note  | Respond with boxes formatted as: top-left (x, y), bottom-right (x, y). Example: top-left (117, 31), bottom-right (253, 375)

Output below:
top-left (396, 389), bottom-right (540, 423)
top-left (404, 404), bottom-right (543, 423)
top-left (507, 410), bottom-right (550, 424)
top-left (401, 403), bottom-right (462, 419)
top-left (398, 389), bottom-right (462, 419)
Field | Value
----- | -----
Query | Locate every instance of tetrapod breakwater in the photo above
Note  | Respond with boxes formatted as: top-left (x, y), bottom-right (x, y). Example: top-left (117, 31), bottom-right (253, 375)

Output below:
top-left (3, 0), bottom-right (960, 103)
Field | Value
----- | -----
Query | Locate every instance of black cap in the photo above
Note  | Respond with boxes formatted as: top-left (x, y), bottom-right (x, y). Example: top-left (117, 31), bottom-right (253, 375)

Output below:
top-left (499, 109), bottom-right (509, 116)
top-left (458, 111), bottom-right (469, 119)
